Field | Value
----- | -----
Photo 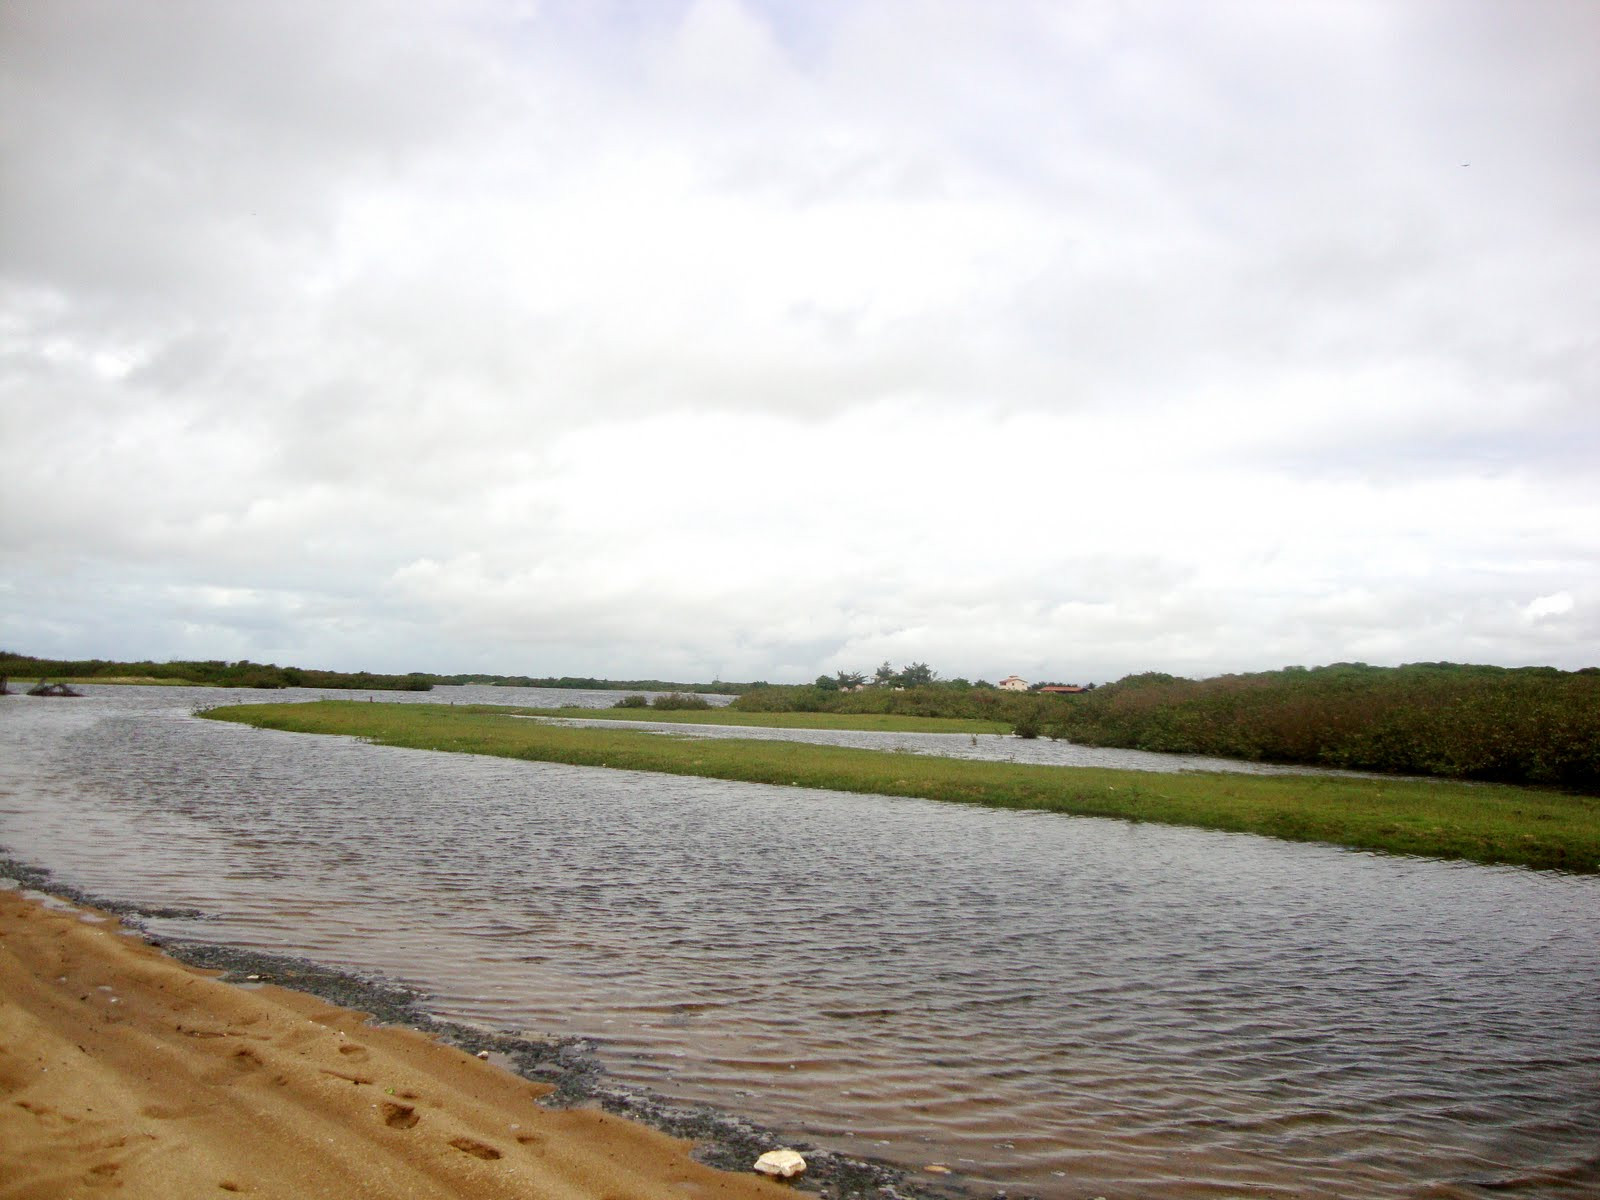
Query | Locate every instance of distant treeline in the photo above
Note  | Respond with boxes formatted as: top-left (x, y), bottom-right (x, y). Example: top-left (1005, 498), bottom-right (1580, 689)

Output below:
top-left (732, 662), bottom-right (1600, 793)
top-left (0, 651), bottom-right (755, 695)
top-left (0, 652), bottom-right (434, 691)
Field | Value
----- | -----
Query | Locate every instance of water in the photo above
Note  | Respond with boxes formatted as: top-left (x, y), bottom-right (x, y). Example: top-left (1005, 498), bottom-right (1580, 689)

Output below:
top-left (535, 714), bottom-right (1390, 777)
top-left (3, 685), bottom-right (1598, 1199)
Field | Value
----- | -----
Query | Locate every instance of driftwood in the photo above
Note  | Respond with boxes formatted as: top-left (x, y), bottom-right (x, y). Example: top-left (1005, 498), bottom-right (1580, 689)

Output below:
top-left (27, 680), bottom-right (83, 697)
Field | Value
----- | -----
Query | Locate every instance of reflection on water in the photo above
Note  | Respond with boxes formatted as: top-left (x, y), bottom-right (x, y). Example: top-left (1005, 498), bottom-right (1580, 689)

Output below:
top-left (2, 685), bottom-right (1598, 1199)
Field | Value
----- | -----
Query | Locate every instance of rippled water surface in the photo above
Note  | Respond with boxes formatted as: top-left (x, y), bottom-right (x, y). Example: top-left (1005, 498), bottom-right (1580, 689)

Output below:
top-left (3, 686), bottom-right (1598, 1199)
top-left (536, 714), bottom-right (1390, 776)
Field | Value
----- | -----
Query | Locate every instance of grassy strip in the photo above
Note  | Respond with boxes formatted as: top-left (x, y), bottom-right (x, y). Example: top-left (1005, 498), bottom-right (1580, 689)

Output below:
top-left (477, 705), bottom-right (1010, 735)
top-left (202, 701), bottom-right (1600, 874)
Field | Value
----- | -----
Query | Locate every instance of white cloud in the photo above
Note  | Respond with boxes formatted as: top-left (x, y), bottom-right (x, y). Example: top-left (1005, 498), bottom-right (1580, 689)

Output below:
top-left (3, 0), bottom-right (1598, 680)
top-left (1524, 592), bottom-right (1575, 621)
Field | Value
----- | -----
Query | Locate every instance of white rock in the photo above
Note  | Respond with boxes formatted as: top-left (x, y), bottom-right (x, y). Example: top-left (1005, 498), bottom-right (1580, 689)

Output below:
top-left (753, 1148), bottom-right (807, 1178)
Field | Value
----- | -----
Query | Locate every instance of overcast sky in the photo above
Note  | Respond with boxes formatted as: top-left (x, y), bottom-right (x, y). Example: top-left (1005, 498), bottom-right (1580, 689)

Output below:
top-left (3, 1), bottom-right (1597, 685)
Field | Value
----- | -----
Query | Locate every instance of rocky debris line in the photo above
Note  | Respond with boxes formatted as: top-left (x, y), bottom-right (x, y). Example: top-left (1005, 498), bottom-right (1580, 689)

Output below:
top-left (0, 854), bottom-right (204, 921)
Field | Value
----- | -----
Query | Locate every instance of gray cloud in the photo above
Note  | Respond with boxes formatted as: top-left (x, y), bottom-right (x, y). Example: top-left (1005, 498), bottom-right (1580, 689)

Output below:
top-left (3, 0), bottom-right (1597, 681)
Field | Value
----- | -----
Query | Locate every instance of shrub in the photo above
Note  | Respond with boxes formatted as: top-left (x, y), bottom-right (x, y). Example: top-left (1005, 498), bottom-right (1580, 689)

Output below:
top-left (730, 686), bottom-right (800, 712)
top-left (613, 694), bottom-right (650, 708)
top-left (651, 692), bottom-right (712, 710)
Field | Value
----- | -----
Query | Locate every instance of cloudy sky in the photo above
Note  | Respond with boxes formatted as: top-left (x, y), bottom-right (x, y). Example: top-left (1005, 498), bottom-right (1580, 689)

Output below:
top-left (3, 1), bottom-right (1597, 685)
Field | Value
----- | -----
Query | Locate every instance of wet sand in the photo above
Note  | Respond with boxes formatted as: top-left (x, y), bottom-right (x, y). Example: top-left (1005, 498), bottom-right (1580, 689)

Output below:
top-left (0, 887), bottom-right (795, 1200)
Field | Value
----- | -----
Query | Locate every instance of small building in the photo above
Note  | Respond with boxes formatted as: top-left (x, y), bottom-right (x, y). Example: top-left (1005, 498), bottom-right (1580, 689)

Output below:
top-left (998, 675), bottom-right (1028, 692)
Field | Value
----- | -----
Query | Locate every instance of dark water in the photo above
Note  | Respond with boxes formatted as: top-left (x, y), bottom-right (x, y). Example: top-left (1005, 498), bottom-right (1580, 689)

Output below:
top-left (2, 685), bottom-right (1598, 1199)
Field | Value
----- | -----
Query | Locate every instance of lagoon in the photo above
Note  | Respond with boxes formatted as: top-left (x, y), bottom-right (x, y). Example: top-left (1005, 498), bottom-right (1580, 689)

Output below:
top-left (3, 684), bottom-right (1598, 1198)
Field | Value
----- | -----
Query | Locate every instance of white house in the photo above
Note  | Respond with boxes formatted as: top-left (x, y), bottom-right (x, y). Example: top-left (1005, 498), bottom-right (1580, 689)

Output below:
top-left (998, 675), bottom-right (1028, 692)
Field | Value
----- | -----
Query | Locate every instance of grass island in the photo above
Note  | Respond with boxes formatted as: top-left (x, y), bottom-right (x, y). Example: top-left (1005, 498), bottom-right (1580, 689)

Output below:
top-left (203, 701), bottom-right (1600, 874)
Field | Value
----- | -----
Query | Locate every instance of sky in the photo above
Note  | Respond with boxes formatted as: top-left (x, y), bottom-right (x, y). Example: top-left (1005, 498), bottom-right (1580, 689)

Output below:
top-left (3, 0), bottom-right (1597, 685)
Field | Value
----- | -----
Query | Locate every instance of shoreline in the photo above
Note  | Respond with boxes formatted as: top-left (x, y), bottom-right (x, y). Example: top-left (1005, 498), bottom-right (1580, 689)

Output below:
top-left (0, 855), bottom-right (971, 1200)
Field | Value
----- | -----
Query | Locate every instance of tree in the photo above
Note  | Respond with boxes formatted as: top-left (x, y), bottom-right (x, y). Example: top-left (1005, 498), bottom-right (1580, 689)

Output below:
top-left (834, 670), bottom-right (866, 690)
top-left (815, 674), bottom-right (840, 691)
top-left (899, 662), bottom-right (936, 686)
top-left (873, 661), bottom-right (897, 686)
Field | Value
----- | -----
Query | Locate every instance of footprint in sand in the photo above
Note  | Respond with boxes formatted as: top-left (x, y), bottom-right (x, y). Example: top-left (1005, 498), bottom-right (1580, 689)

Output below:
top-left (381, 1102), bottom-right (420, 1129)
top-left (17, 1099), bottom-right (81, 1127)
top-left (448, 1137), bottom-right (503, 1160)
top-left (337, 1043), bottom-right (371, 1061)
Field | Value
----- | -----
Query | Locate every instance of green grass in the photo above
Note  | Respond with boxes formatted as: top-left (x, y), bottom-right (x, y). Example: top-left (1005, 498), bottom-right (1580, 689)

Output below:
top-left (479, 705), bottom-right (1010, 735)
top-left (202, 701), bottom-right (1600, 874)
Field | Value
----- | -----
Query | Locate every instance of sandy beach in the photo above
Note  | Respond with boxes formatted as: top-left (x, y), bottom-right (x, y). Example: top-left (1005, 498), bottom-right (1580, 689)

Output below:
top-left (0, 887), bottom-right (793, 1200)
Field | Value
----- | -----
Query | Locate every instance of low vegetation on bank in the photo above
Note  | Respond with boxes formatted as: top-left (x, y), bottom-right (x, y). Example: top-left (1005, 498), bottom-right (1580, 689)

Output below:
top-left (203, 701), bottom-right (1600, 873)
top-left (612, 691), bottom-right (714, 710)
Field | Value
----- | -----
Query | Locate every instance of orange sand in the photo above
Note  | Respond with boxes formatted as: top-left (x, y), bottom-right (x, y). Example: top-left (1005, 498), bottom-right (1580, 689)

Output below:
top-left (0, 888), bottom-right (791, 1199)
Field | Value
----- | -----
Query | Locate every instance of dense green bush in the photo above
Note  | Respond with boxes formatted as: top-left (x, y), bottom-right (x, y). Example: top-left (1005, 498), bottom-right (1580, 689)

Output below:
top-left (650, 691), bottom-right (713, 710)
top-left (733, 685), bottom-right (836, 712)
top-left (1042, 662), bottom-right (1600, 792)
top-left (613, 694), bottom-right (650, 708)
